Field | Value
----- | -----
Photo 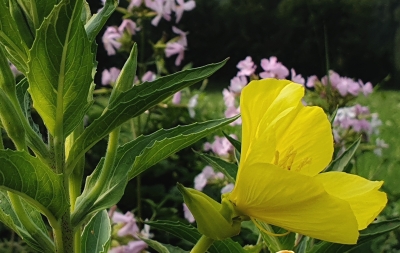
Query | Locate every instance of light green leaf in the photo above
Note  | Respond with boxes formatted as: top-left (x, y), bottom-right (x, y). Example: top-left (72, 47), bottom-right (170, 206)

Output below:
top-left (15, 0), bottom-right (58, 30)
top-left (140, 238), bottom-right (171, 253)
top-left (307, 219), bottom-right (400, 253)
top-left (0, 150), bottom-right (68, 219)
top-left (84, 0), bottom-right (117, 42)
top-left (145, 220), bottom-right (245, 253)
top-left (81, 210), bottom-right (111, 253)
top-left (325, 137), bottom-right (361, 172)
top-left (66, 59), bottom-right (228, 172)
top-left (71, 117), bottom-right (236, 226)
top-left (27, 0), bottom-right (93, 138)
top-left (0, 0), bottom-right (29, 73)
top-left (195, 151), bottom-right (237, 183)
top-left (0, 191), bottom-right (53, 252)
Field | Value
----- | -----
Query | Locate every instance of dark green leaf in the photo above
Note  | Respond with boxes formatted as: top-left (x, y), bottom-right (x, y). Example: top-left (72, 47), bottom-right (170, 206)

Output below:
top-left (222, 131), bottom-right (241, 153)
top-left (195, 151), bottom-right (237, 183)
top-left (84, 0), bottom-right (117, 42)
top-left (81, 210), bottom-right (111, 253)
top-left (66, 59), bottom-right (228, 171)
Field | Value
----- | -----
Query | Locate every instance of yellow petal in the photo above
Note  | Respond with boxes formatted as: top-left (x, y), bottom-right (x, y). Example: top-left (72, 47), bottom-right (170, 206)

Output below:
top-left (229, 163), bottom-right (359, 244)
top-left (240, 79), bottom-right (304, 165)
top-left (315, 172), bottom-right (387, 230)
top-left (274, 106), bottom-right (333, 176)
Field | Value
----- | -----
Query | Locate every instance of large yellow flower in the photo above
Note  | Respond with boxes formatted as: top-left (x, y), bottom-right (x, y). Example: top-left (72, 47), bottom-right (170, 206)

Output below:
top-left (225, 78), bottom-right (387, 244)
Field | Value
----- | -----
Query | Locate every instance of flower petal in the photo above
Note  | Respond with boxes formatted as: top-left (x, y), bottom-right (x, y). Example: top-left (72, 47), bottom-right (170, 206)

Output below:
top-left (274, 105), bottom-right (334, 176)
top-left (229, 163), bottom-right (359, 244)
top-left (240, 79), bottom-right (303, 166)
top-left (315, 172), bottom-right (387, 230)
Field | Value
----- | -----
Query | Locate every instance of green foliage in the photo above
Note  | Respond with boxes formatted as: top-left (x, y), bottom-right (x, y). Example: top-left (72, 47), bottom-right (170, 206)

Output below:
top-left (81, 210), bottom-right (111, 253)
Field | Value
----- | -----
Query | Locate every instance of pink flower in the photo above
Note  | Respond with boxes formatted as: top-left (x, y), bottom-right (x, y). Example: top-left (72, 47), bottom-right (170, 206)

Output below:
top-left (171, 26), bottom-right (188, 46)
top-left (183, 203), bottom-right (195, 223)
top-left (229, 76), bottom-right (247, 93)
top-left (118, 19), bottom-right (140, 35)
top-left (236, 56), bottom-right (256, 76)
top-left (194, 166), bottom-right (224, 190)
top-left (9, 62), bottom-right (21, 77)
top-left (109, 241), bottom-right (148, 253)
top-left (221, 183), bottom-right (234, 194)
top-left (203, 136), bottom-right (236, 157)
top-left (321, 70), bottom-right (341, 88)
top-left (128, 0), bottom-right (143, 10)
top-left (141, 71), bottom-right (156, 82)
top-left (102, 67), bottom-right (121, 85)
top-left (174, 0), bottom-right (196, 23)
top-left (172, 91), bottom-right (181, 104)
top-left (360, 80), bottom-right (373, 96)
top-left (111, 211), bottom-right (140, 237)
top-left (222, 88), bottom-right (235, 107)
top-left (187, 94), bottom-right (198, 118)
top-left (102, 27), bottom-right (122, 55)
top-left (225, 106), bottom-right (241, 126)
top-left (259, 56), bottom-right (289, 79)
top-left (165, 42), bottom-right (185, 66)
top-left (145, 0), bottom-right (171, 26)
top-left (306, 75), bottom-right (318, 88)
top-left (290, 68), bottom-right (305, 85)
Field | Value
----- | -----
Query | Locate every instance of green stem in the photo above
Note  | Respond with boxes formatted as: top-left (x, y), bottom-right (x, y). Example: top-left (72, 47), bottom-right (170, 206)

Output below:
top-left (71, 128), bottom-right (120, 227)
top-left (8, 192), bottom-right (55, 252)
top-left (190, 235), bottom-right (214, 253)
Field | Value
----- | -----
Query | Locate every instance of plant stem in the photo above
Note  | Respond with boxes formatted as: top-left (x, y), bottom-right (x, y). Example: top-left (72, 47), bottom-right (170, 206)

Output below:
top-left (190, 235), bottom-right (214, 253)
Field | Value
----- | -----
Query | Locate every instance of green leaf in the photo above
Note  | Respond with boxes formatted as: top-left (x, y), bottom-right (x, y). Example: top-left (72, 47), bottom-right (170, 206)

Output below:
top-left (0, 150), bottom-right (68, 219)
top-left (0, 191), bottom-right (53, 252)
top-left (71, 117), bottom-right (236, 226)
top-left (222, 131), bottom-right (241, 153)
top-left (140, 238), bottom-right (186, 253)
top-left (0, 0), bottom-right (29, 73)
top-left (84, 0), bottom-right (117, 42)
top-left (145, 220), bottom-right (245, 253)
top-left (195, 151), bottom-right (238, 183)
top-left (81, 210), bottom-right (111, 253)
top-left (27, 0), bottom-right (93, 138)
top-left (325, 137), bottom-right (361, 172)
top-left (308, 219), bottom-right (400, 253)
top-left (66, 59), bottom-right (228, 171)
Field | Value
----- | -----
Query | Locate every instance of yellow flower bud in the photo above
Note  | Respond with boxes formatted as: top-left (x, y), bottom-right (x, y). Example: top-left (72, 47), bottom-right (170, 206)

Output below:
top-left (177, 183), bottom-right (241, 240)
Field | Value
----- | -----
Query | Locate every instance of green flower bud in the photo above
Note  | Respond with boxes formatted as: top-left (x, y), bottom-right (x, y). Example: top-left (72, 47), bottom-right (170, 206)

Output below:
top-left (177, 183), bottom-right (241, 240)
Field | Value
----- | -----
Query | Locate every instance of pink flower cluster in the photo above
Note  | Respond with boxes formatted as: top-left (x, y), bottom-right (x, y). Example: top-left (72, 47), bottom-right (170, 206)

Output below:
top-left (308, 70), bottom-right (373, 97)
top-left (165, 26), bottom-right (188, 66)
top-left (203, 135), bottom-right (236, 157)
top-left (101, 68), bottom-right (157, 86)
top-left (102, 20), bottom-right (140, 56)
top-left (144, 0), bottom-right (195, 26)
top-left (333, 104), bottom-right (387, 156)
top-left (109, 210), bottom-right (153, 253)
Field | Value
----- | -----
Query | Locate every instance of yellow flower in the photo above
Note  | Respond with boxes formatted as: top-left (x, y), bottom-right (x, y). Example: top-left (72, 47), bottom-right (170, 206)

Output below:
top-left (224, 78), bottom-right (387, 244)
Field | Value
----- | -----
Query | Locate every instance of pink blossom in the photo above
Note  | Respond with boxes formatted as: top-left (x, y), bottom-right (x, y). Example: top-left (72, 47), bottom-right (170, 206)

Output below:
top-left (236, 56), bottom-right (256, 76)
top-left (171, 26), bottom-right (188, 46)
top-left (194, 166), bottom-right (224, 191)
top-left (222, 88), bottom-right (235, 107)
top-left (165, 42), bottom-right (185, 66)
top-left (321, 70), bottom-right (341, 88)
top-left (306, 75), bottom-right (318, 88)
top-left (172, 91), bottom-right (181, 104)
top-left (187, 94), bottom-right (198, 118)
top-left (360, 80), bottom-right (373, 96)
top-left (109, 241), bottom-right (148, 253)
top-left (374, 138), bottom-right (389, 156)
top-left (102, 67), bottom-right (121, 85)
top-left (141, 71), bottom-right (156, 82)
top-left (128, 0), bottom-right (143, 10)
top-left (221, 183), bottom-right (234, 194)
top-left (118, 19), bottom-right (140, 35)
top-left (225, 106), bottom-right (241, 125)
top-left (259, 56), bottom-right (289, 79)
top-left (229, 76), bottom-right (247, 93)
top-left (290, 68), bottom-right (305, 85)
top-left (9, 62), bottom-right (21, 77)
top-left (111, 211), bottom-right (140, 237)
top-left (174, 0), bottom-right (196, 23)
top-left (145, 0), bottom-right (171, 26)
top-left (102, 26), bottom-right (122, 55)
top-left (183, 203), bottom-right (195, 223)
top-left (203, 136), bottom-right (236, 157)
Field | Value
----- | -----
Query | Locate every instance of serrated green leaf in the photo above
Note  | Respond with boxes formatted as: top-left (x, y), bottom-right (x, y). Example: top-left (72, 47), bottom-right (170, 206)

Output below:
top-left (325, 137), bottom-right (360, 172)
top-left (0, 150), bottom-right (68, 219)
top-left (145, 220), bottom-right (245, 253)
top-left (0, 0), bottom-right (29, 73)
top-left (16, 0), bottom-right (57, 30)
top-left (71, 117), bottom-right (236, 226)
top-left (140, 238), bottom-right (172, 253)
top-left (307, 219), bottom-right (400, 253)
top-left (27, 0), bottom-right (93, 138)
top-left (9, 1), bottom-right (34, 48)
top-left (0, 191), bottom-right (53, 252)
top-left (81, 210), bottom-right (111, 253)
top-left (195, 151), bottom-right (237, 183)
top-left (84, 0), bottom-right (117, 42)
top-left (66, 59), bottom-right (228, 171)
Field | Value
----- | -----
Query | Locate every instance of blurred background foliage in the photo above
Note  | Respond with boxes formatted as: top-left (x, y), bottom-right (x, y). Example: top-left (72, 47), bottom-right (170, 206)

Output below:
top-left (91, 0), bottom-right (400, 89)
